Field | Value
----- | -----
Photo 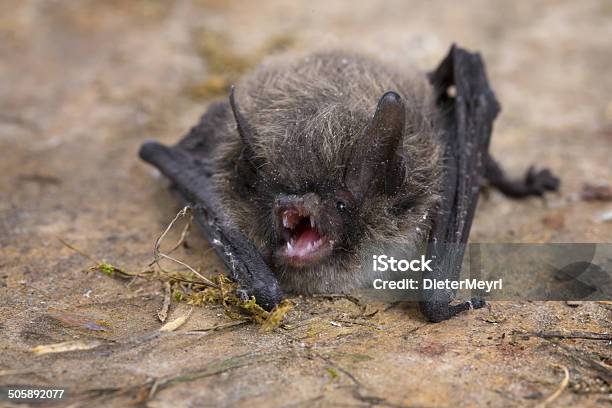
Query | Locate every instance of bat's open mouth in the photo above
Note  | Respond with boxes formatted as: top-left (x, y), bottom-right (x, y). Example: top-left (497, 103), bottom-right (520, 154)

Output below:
top-left (276, 206), bottom-right (331, 266)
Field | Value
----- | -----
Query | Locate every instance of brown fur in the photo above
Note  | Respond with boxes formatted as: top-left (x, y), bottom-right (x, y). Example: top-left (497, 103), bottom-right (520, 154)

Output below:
top-left (208, 51), bottom-right (442, 294)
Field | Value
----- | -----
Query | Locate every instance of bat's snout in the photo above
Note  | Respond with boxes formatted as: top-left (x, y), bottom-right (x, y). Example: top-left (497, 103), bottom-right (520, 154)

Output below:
top-left (272, 193), bottom-right (332, 267)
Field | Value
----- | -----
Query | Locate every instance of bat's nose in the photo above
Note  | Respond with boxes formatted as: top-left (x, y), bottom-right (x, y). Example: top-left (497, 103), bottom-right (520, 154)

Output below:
top-left (274, 192), bottom-right (321, 214)
top-left (300, 192), bottom-right (321, 211)
top-left (273, 191), bottom-right (329, 264)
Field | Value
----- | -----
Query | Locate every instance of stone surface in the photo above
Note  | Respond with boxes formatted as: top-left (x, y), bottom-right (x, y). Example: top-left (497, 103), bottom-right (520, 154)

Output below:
top-left (1, 1), bottom-right (610, 406)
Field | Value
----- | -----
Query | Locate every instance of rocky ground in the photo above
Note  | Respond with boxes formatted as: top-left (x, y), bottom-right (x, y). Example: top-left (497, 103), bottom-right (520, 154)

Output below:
top-left (0, 1), bottom-right (610, 407)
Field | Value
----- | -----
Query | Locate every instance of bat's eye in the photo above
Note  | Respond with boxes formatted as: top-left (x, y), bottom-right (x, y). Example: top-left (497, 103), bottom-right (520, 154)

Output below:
top-left (336, 200), bottom-right (347, 211)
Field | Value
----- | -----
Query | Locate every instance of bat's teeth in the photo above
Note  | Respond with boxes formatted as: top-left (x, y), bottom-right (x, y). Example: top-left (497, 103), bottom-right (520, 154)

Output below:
top-left (310, 216), bottom-right (315, 229)
top-left (283, 216), bottom-right (289, 228)
top-left (287, 241), bottom-right (293, 251)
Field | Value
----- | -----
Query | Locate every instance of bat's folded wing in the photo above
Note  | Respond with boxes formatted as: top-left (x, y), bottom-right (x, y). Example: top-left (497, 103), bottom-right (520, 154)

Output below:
top-left (421, 45), bottom-right (500, 322)
top-left (139, 140), bottom-right (284, 311)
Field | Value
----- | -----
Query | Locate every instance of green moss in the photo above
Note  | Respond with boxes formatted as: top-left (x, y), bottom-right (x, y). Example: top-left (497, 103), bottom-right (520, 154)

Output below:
top-left (173, 290), bottom-right (184, 302)
top-left (326, 367), bottom-right (339, 379)
top-left (97, 262), bottom-right (116, 276)
top-left (181, 275), bottom-right (291, 330)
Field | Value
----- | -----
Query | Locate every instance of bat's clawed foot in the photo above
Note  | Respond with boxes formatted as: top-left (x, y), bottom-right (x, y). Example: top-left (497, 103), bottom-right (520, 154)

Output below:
top-left (421, 298), bottom-right (486, 323)
top-left (485, 156), bottom-right (561, 199)
top-left (525, 166), bottom-right (560, 196)
top-left (468, 298), bottom-right (486, 309)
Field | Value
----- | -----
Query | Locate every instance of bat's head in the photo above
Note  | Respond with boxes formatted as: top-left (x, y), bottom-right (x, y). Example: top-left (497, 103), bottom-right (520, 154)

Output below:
top-left (228, 88), bottom-right (422, 270)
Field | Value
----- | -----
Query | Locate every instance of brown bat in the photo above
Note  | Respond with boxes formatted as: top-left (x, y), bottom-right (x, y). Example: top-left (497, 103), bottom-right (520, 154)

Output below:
top-left (140, 45), bottom-right (559, 321)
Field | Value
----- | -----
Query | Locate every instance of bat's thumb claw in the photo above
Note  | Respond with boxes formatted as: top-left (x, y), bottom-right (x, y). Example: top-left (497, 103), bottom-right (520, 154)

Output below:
top-left (236, 288), bottom-right (250, 302)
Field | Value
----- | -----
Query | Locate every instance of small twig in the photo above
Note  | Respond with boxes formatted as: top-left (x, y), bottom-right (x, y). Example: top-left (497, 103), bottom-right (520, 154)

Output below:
top-left (185, 320), bottom-right (249, 333)
top-left (523, 330), bottom-right (612, 341)
top-left (536, 364), bottom-right (569, 408)
top-left (166, 213), bottom-right (192, 255)
top-left (157, 253), bottom-right (216, 286)
top-left (147, 352), bottom-right (281, 399)
top-left (147, 206), bottom-right (218, 289)
top-left (57, 237), bottom-right (99, 263)
top-left (334, 319), bottom-right (383, 330)
top-left (317, 354), bottom-right (361, 387)
top-left (158, 282), bottom-right (171, 322)
top-left (552, 341), bottom-right (612, 384)
top-left (159, 307), bottom-right (193, 332)
top-left (316, 353), bottom-right (407, 408)
top-left (147, 379), bottom-right (162, 401)
top-left (512, 330), bottom-right (612, 384)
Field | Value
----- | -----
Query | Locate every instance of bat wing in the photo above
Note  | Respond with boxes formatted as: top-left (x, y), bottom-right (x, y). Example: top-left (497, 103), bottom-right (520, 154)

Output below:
top-left (139, 102), bottom-right (284, 311)
top-left (420, 45), bottom-right (500, 322)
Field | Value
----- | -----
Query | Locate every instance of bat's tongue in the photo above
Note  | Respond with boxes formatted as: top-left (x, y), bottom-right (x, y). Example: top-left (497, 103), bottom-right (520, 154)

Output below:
top-left (280, 207), bottom-right (326, 260)
top-left (293, 227), bottom-right (321, 252)
top-left (286, 220), bottom-right (323, 258)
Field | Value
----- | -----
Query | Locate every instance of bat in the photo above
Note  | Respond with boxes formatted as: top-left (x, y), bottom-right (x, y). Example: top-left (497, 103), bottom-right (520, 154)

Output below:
top-left (139, 45), bottom-right (559, 322)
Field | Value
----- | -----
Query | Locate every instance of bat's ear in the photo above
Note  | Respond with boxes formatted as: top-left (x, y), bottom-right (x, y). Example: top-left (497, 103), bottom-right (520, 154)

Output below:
top-left (345, 91), bottom-right (406, 200)
top-left (229, 86), bottom-right (257, 148)
top-left (229, 86), bottom-right (261, 191)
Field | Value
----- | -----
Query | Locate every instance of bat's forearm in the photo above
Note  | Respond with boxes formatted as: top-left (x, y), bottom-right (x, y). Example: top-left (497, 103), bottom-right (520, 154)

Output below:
top-left (139, 141), bottom-right (284, 311)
